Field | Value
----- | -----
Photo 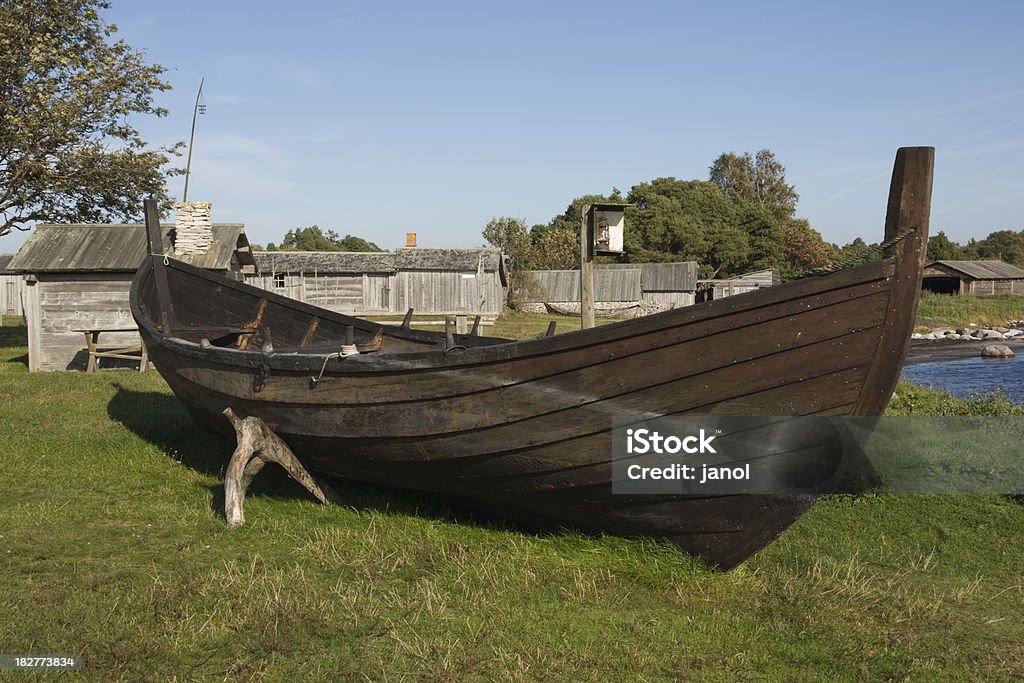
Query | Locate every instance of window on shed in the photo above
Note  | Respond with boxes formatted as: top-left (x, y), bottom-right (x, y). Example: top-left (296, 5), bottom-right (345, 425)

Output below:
top-left (273, 273), bottom-right (285, 289)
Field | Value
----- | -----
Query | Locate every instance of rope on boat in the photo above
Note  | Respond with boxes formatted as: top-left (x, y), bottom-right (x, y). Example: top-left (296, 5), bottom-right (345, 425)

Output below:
top-left (309, 344), bottom-right (359, 387)
top-left (794, 226), bottom-right (917, 279)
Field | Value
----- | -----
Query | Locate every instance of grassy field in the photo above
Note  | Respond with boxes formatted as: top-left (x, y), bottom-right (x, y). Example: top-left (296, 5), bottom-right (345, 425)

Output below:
top-left (1, 317), bottom-right (1023, 680)
top-left (916, 292), bottom-right (1024, 329)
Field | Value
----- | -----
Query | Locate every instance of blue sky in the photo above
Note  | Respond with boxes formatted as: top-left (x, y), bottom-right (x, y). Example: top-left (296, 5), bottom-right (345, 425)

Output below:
top-left (3, 0), bottom-right (1023, 254)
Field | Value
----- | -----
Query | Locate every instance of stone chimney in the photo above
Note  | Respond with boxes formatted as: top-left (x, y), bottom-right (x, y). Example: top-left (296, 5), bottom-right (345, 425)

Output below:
top-left (174, 201), bottom-right (213, 255)
top-left (406, 232), bottom-right (417, 248)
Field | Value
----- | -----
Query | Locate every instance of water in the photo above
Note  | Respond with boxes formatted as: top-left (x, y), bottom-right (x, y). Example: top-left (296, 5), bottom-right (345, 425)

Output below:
top-left (901, 355), bottom-right (1024, 404)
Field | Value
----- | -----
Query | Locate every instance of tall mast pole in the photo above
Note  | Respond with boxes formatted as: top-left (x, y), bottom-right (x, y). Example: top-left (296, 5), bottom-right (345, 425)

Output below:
top-left (182, 78), bottom-right (205, 202)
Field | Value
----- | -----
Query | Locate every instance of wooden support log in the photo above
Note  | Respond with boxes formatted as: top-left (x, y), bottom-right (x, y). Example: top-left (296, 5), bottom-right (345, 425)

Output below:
top-left (222, 407), bottom-right (341, 527)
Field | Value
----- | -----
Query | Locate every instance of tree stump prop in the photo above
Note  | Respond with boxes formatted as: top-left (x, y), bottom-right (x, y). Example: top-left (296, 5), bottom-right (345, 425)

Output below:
top-left (222, 407), bottom-right (341, 527)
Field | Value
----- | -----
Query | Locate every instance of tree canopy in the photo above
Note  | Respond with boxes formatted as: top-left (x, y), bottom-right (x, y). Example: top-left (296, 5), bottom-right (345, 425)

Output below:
top-left (923, 229), bottom-right (1024, 267)
top-left (0, 0), bottom-right (182, 236)
top-left (481, 216), bottom-right (536, 307)
top-left (709, 149), bottom-right (799, 221)
top-left (623, 178), bottom-right (788, 278)
top-left (265, 225), bottom-right (382, 252)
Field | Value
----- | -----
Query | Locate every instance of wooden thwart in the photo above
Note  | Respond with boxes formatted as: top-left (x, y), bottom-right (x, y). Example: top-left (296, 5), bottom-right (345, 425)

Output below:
top-left (222, 407), bottom-right (341, 527)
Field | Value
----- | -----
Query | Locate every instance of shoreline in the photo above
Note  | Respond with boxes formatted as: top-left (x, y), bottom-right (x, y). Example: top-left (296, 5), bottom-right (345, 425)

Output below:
top-left (905, 339), bottom-right (1024, 365)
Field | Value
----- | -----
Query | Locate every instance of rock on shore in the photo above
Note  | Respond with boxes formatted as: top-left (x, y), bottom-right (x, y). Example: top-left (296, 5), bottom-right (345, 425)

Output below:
top-left (981, 344), bottom-right (1015, 358)
top-left (912, 324), bottom-right (1024, 341)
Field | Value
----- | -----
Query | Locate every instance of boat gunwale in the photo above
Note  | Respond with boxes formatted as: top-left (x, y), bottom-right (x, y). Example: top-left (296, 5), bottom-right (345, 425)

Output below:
top-left (131, 255), bottom-right (897, 375)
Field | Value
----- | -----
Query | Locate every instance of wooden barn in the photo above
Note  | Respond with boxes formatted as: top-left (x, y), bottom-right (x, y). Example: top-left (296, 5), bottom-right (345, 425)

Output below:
top-left (520, 262), bottom-right (699, 316)
top-left (922, 260), bottom-right (1024, 296)
top-left (696, 268), bottom-right (781, 302)
top-left (7, 222), bottom-right (255, 371)
top-left (247, 248), bottom-right (507, 316)
top-left (0, 254), bottom-right (26, 318)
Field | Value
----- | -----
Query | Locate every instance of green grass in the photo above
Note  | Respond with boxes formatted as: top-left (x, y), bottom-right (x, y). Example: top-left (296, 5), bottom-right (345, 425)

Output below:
top-left (1, 322), bottom-right (1023, 680)
top-left (916, 292), bottom-right (1024, 329)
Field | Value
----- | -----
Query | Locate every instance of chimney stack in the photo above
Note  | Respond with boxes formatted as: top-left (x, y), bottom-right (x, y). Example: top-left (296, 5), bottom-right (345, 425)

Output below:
top-left (406, 232), bottom-right (417, 248)
top-left (174, 201), bottom-right (213, 255)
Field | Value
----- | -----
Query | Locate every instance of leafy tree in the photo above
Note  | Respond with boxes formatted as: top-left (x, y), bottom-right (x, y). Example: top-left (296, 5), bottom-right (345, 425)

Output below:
top-left (267, 225), bottom-right (381, 252)
top-left (737, 202), bottom-right (785, 273)
top-left (336, 234), bottom-right (382, 252)
top-left (973, 229), bottom-right (1024, 266)
top-left (709, 149), bottom-right (799, 221)
top-left (927, 231), bottom-right (967, 261)
top-left (782, 218), bottom-right (833, 277)
top-left (530, 223), bottom-right (578, 270)
top-left (527, 190), bottom-right (624, 270)
top-left (0, 0), bottom-right (182, 236)
top-left (626, 178), bottom-right (764, 277)
top-left (832, 237), bottom-right (880, 263)
top-left (482, 216), bottom-right (535, 307)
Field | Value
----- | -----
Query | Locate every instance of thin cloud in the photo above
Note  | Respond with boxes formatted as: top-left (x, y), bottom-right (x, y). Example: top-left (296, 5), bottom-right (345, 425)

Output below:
top-left (204, 93), bottom-right (245, 105)
top-left (946, 138), bottom-right (1024, 160)
top-left (810, 170), bottom-right (891, 208)
top-left (215, 58), bottom-right (331, 90)
top-left (969, 114), bottom-right (1024, 141)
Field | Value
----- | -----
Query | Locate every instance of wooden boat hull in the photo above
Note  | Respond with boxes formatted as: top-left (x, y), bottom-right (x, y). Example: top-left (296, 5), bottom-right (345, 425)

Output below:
top-left (131, 148), bottom-right (934, 568)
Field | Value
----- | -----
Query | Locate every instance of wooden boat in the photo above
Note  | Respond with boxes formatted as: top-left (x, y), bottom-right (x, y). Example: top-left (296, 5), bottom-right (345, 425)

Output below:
top-left (130, 147), bottom-right (933, 569)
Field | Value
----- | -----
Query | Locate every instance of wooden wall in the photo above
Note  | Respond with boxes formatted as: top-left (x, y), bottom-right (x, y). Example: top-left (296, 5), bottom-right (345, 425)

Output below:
top-left (247, 270), bottom-right (503, 315)
top-left (522, 269), bottom-right (694, 311)
top-left (25, 274), bottom-right (139, 371)
top-left (966, 279), bottom-right (1024, 296)
top-left (1, 274), bottom-right (26, 317)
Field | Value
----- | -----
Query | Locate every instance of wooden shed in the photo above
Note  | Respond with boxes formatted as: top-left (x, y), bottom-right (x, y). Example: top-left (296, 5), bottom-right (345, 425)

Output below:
top-left (697, 268), bottom-right (781, 302)
top-left (7, 223), bottom-right (256, 371)
top-left (521, 262), bottom-right (698, 316)
top-left (922, 260), bottom-right (1024, 296)
top-left (248, 247), bottom-right (507, 315)
top-left (0, 254), bottom-right (26, 318)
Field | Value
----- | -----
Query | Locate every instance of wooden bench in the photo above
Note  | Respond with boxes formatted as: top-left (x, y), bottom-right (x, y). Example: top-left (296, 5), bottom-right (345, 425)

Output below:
top-left (74, 328), bottom-right (149, 372)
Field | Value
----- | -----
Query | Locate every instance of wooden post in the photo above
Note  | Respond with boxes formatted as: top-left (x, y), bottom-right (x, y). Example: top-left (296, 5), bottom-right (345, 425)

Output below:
top-left (853, 146), bottom-right (934, 416)
top-left (579, 203), bottom-right (595, 329)
top-left (222, 407), bottom-right (341, 527)
top-left (455, 313), bottom-right (468, 335)
top-left (144, 198), bottom-right (177, 333)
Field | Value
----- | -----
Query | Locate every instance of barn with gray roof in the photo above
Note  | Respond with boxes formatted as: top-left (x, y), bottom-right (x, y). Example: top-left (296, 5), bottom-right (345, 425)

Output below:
top-left (248, 248), bottom-right (507, 315)
top-left (7, 223), bottom-right (255, 371)
top-left (922, 260), bottom-right (1024, 296)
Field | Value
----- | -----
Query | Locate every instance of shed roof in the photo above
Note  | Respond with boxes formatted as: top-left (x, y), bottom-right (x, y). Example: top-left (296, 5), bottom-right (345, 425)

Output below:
top-left (927, 260), bottom-right (1024, 280)
top-left (256, 251), bottom-right (397, 274)
top-left (0, 254), bottom-right (13, 274)
top-left (254, 248), bottom-right (505, 275)
top-left (7, 224), bottom-right (254, 273)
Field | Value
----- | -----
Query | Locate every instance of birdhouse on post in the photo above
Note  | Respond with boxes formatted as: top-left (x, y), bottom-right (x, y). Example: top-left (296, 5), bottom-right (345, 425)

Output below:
top-left (579, 203), bottom-right (629, 329)
top-left (589, 204), bottom-right (625, 256)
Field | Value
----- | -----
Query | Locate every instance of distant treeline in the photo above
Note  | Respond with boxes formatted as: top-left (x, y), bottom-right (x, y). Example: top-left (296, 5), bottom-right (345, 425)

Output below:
top-left (253, 226), bottom-right (382, 253)
top-left (926, 229), bottom-right (1024, 267)
top-left (487, 149), bottom-right (1022, 308)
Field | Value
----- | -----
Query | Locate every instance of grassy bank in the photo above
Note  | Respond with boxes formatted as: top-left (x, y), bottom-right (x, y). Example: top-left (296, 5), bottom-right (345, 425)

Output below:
top-left (1, 321), bottom-right (1023, 680)
top-left (916, 292), bottom-right (1024, 329)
